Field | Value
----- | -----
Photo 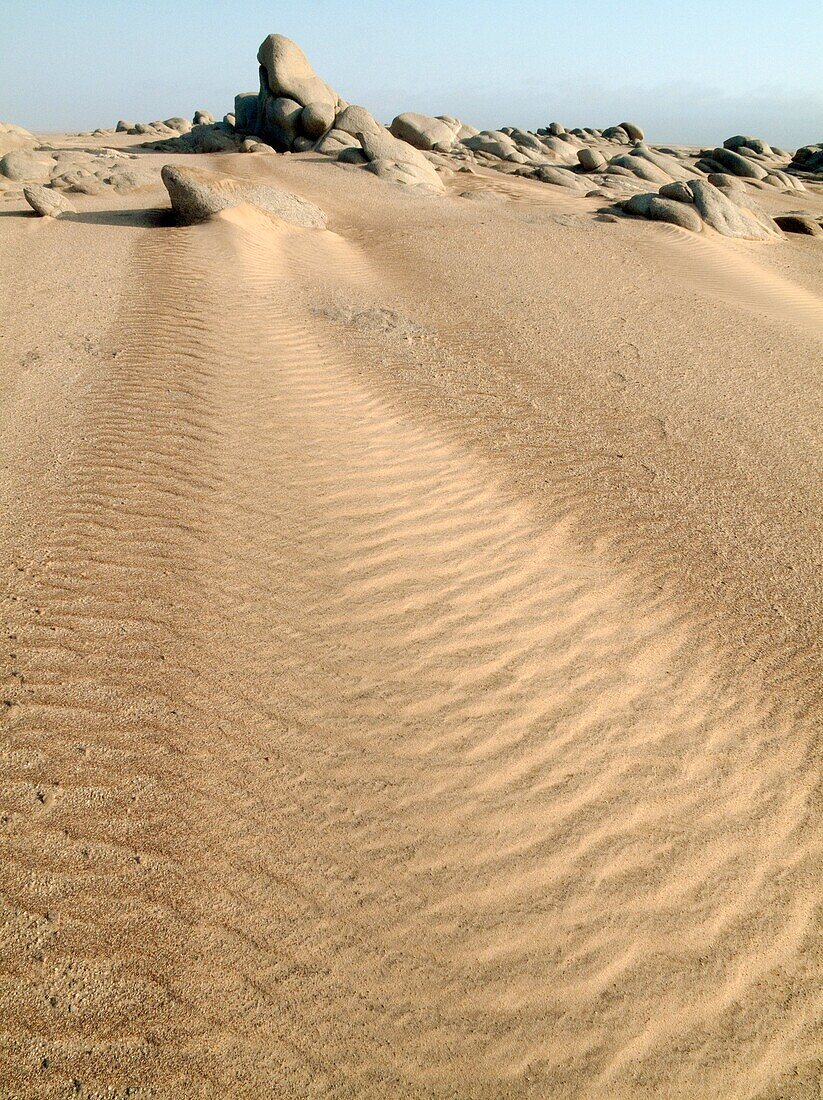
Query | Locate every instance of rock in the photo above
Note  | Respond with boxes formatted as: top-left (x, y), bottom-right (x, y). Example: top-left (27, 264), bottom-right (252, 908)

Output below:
top-left (578, 148), bottom-right (606, 171)
top-left (23, 184), bottom-right (75, 218)
top-left (234, 93), bottom-right (259, 134)
top-left (462, 131), bottom-right (520, 161)
top-left (763, 169), bottom-right (804, 192)
top-left (334, 104), bottom-right (382, 137)
top-left (106, 166), bottom-right (160, 193)
top-left (602, 125), bottom-right (630, 143)
top-left (358, 130), bottom-right (444, 191)
top-left (608, 154), bottom-right (670, 183)
top-left (773, 214), bottom-right (822, 236)
top-left (549, 122), bottom-right (565, 136)
top-left (301, 101), bottom-right (335, 139)
top-left (535, 166), bottom-right (587, 191)
top-left (0, 149), bottom-right (54, 181)
top-left (623, 192), bottom-right (703, 231)
top-left (164, 117), bottom-right (192, 133)
top-left (314, 128), bottom-right (359, 156)
top-left (620, 121), bottom-right (644, 141)
top-left (50, 168), bottom-right (103, 195)
top-left (263, 96), bottom-right (303, 150)
top-left (0, 123), bottom-right (40, 155)
top-left (258, 34), bottom-right (338, 114)
top-left (723, 135), bottom-right (773, 156)
top-left (193, 110), bottom-right (215, 125)
top-left (709, 147), bottom-right (768, 179)
top-left (115, 119), bottom-right (135, 133)
top-left (687, 179), bottom-right (781, 239)
top-left (224, 113), bottom-right (236, 129)
top-left (337, 147), bottom-right (368, 165)
top-left (161, 165), bottom-right (327, 227)
top-left (366, 158), bottom-right (443, 191)
top-left (658, 181), bottom-right (694, 203)
top-left (389, 112), bottom-right (456, 152)
top-left (789, 144), bottom-right (823, 173)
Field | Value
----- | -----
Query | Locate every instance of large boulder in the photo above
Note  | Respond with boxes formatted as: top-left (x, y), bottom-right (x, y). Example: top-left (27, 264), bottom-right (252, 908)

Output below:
top-left (358, 130), bottom-right (445, 191)
top-left (0, 149), bottom-right (54, 181)
top-left (161, 164), bottom-right (327, 227)
top-left (257, 34), bottom-right (338, 113)
top-left (23, 184), bottom-right (75, 218)
top-left (623, 192), bottom-right (703, 231)
top-left (234, 93), bottom-right (259, 134)
top-left (789, 144), bottom-right (823, 174)
top-left (389, 112), bottom-right (457, 152)
top-left (0, 121), bottom-right (38, 156)
top-left (578, 148), bottom-right (607, 171)
top-left (687, 179), bottom-right (782, 239)
top-left (301, 101), bottom-right (335, 138)
top-left (334, 104), bottom-right (382, 137)
top-left (723, 135), bottom-right (773, 157)
top-left (709, 147), bottom-right (768, 180)
top-left (620, 121), bottom-right (644, 142)
top-left (535, 166), bottom-right (587, 191)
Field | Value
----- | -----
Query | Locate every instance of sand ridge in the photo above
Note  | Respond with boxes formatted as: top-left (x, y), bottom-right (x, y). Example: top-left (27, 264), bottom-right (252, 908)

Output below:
top-left (0, 147), bottom-right (821, 1098)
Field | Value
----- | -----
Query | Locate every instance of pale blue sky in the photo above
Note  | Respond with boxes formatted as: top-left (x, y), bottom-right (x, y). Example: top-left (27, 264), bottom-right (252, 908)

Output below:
top-left (2, 0), bottom-right (821, 147)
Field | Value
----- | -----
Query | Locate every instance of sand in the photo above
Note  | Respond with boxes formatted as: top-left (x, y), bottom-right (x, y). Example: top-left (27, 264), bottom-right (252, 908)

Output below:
top-left (0, 136), bottom-right (821, 1099)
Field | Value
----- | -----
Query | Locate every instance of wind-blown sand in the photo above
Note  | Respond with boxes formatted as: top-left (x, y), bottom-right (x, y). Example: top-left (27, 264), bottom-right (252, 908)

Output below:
top-left (0, 137), bottom-right (821, 1098)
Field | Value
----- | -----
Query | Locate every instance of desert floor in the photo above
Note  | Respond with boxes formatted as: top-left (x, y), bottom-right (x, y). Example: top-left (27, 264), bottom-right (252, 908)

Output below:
top-left (1, 136), bottom-right (821, 1099)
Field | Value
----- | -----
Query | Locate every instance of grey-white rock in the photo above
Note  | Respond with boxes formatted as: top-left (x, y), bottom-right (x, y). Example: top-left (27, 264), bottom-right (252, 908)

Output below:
top-left (258, 34), bottom-right (338, 113)
top-left (193, 110), bottom-right (215, 125)
top-left (578, 148), bottom-right (606, 171)
top-left (687, 179), bottom-right (781, 239)
top-left (164, 117), bottom-right (192, 133)
top-left (301, 101), bottom-right (335, 139)
top-left (334, 104), bottom-right (382, 137)
top-left (535, 166), bottom-right (587, 191)
top-left (623, 192), bottom-right (703, 231)
top-left (658, 181), bottom-right (693, 203)
top-left (389, 112), bottom-right (457, 152)
top-left (710, 147), bottom-right (768, 180)
top-left (620, 121), bottom-right (644, 141)
top-left (161, 164), bottom-right (327, 228)
top-left (358, 130), bottom-right (444, 191)
top-left (0, 149), bottom-right (54, 181)
top-left (115, 120), bottom-right (135, 133)
top-left (23, 184), bottom-right (75, 218)
top-left (723, 135), bottom-right (773, 156)
top-left (608, 154), bottom-right (670, 183)
top-left (314, 128), bottom-right (359, 156)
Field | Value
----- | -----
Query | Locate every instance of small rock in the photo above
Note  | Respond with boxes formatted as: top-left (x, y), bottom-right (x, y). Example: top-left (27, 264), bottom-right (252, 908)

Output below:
top-left (23, 184), bottom-right (75, 218)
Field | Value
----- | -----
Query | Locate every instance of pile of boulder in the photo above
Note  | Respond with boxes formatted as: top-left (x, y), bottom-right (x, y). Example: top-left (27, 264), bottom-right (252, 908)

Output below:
top-left (0, 140), bottom-right (160, 213)
top-left (789, 143), bottom-right (823, 176)
top-left (231, 34), bottom-right (456, 191)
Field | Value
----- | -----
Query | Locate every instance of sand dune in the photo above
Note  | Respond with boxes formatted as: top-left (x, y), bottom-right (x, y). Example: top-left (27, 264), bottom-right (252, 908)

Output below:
top-left (1, 145), bottom-right (821, 1098)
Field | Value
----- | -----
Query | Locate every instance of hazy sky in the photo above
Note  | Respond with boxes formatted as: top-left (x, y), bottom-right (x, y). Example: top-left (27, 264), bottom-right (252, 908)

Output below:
top-left (3, 0), bottom-right (822, 147)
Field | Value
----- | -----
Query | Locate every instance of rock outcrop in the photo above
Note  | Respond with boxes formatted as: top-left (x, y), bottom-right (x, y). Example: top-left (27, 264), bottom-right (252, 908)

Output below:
top-left (23, 184), bottom-right (75, 218)
top-left (0, 122), bottom-right (38, 156)
top-left (161, 164), bottom-right (327, 227)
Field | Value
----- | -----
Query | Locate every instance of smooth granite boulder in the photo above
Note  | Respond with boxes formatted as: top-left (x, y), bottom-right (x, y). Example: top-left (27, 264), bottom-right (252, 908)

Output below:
top-left (161, 164), bottom-right (327, 227)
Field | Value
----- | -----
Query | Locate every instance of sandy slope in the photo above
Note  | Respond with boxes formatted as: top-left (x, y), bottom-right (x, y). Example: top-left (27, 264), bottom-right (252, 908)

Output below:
top-left (0, 145), bottom-right (821, 1099)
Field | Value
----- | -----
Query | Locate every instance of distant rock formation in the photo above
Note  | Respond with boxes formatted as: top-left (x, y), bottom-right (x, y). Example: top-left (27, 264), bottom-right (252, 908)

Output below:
top-left (0, 121), bottom-right (37, 157)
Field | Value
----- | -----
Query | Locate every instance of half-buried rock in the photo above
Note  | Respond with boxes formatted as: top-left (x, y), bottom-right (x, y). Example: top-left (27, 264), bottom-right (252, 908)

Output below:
top-left (23, 184), bottom-right (75, 218)
top-left (161, 164), bottom-right (327, 227)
